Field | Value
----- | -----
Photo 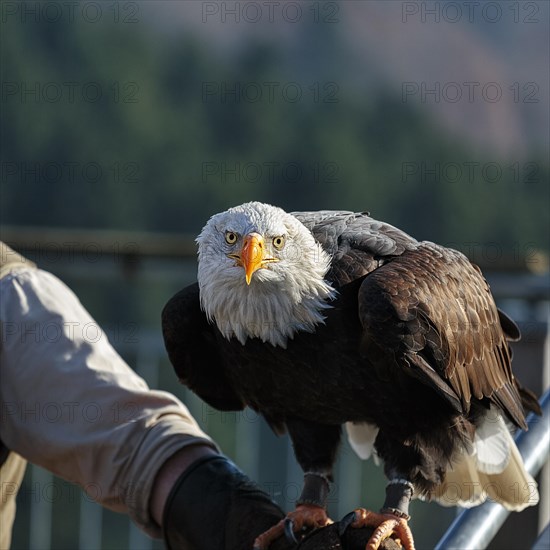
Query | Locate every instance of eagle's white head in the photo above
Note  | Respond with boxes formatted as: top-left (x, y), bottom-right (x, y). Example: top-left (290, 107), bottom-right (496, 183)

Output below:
top-left (196, 201), bottom-right (336, 348)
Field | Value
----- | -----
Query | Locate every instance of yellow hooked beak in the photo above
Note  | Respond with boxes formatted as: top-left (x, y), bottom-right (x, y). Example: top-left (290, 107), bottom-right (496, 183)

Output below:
top-left (229, 233), bottom-right (278, 285)
top-left (242, 233), bottom-right (266, 285)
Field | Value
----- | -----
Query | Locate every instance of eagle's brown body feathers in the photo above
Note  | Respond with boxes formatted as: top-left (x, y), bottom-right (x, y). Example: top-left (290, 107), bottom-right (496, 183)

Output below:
top-left (162, 207), bottom-right (540, 507)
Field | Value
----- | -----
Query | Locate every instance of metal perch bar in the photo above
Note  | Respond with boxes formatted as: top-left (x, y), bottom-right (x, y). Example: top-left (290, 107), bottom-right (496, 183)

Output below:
top-left (435, 388), bottom-right (550, 550)
top-left (532, 523), bottom-right (550, 550)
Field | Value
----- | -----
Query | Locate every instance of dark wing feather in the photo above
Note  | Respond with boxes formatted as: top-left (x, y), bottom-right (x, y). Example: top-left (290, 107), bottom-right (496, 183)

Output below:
top-left (292, 210), bottom-right (417, 286)
top-left (161, 283), bottom-right (245, 411)
top-left (357, 242), bottom-right (529, 429)
top-left (498, 308), bottom-right (521, 341)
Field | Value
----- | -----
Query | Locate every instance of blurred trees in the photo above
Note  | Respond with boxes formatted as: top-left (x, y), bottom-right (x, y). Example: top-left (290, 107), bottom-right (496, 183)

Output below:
top-left (1, 15), bottom-right (548, 254)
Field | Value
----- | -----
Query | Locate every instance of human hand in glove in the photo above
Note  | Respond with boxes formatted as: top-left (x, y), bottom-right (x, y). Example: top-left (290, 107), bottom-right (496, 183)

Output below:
top-left (154, 446), bottom-right (293, 550)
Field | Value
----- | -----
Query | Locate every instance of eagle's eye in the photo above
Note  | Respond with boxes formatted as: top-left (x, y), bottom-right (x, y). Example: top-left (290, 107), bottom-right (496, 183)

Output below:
top-left (225, 231), bottom-right (238, 245)
top-left (272, 235), bottom-right (285, 250)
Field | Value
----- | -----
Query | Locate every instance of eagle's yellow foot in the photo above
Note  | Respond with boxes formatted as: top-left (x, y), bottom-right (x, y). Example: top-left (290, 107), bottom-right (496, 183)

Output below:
top-left (346, 508), bottom-right (415, 550)
top-left (252, 503), bottom-right (333, 549)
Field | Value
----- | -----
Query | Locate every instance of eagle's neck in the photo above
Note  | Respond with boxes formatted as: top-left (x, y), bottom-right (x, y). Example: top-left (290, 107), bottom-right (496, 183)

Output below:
top-left (199, 252), bottom-right (336, 348)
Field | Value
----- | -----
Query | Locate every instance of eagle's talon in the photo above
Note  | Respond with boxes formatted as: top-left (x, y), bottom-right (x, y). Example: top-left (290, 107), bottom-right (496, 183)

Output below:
top-left (338, 510), bottom-right (358, 536)
top-left (252, 521), bottom-right (284, 550)
top-left (284, 517), bottom-right (298, 543)
top-left (345, 508), bottom-right (415, 550)
top-left (253, 504), bottom-right (331, 549)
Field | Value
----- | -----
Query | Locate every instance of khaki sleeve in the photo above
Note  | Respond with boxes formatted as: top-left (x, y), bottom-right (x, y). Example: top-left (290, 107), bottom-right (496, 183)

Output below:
top-left (0, 268), bottom-right (217, 537)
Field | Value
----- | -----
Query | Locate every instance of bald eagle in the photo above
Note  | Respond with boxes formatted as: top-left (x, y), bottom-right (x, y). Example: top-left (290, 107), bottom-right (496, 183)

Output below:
top-left (162, 202), bottom-right (540, 549)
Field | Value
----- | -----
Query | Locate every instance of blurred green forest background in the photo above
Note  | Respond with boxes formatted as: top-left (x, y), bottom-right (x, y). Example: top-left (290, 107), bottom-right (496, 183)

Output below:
top-left (1, 2), bottom-right (549, 549)
top-left (2, 3), bottom-right (548, 252)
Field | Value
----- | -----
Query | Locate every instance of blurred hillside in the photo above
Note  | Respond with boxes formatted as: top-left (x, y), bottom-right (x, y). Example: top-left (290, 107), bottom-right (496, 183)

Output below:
top-left (151, 0), bottom-right (550, 157)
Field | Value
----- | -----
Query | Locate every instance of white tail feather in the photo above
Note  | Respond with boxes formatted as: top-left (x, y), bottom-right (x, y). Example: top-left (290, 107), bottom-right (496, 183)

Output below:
top-left (425, 441), bottom-right (539, 510)
top-left (345, 421), bottom-right (379, 460)
top-left (425, 411), bottom-right (539, 511)
top-left (347, 410), bottom-right (538, 511)
top-left (473, 410), bottom-right (511, 474)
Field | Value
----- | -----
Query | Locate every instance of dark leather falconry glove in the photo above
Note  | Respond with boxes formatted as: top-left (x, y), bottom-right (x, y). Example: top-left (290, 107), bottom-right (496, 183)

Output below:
top-left (162, 455), bottom-right (295, 550)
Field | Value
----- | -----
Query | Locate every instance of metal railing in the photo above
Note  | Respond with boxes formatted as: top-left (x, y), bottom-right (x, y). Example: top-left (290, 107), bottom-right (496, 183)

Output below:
top-left (532, 523), bottom-right (550, 550)
top-left (435, 389), bottom-right (550, 550)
